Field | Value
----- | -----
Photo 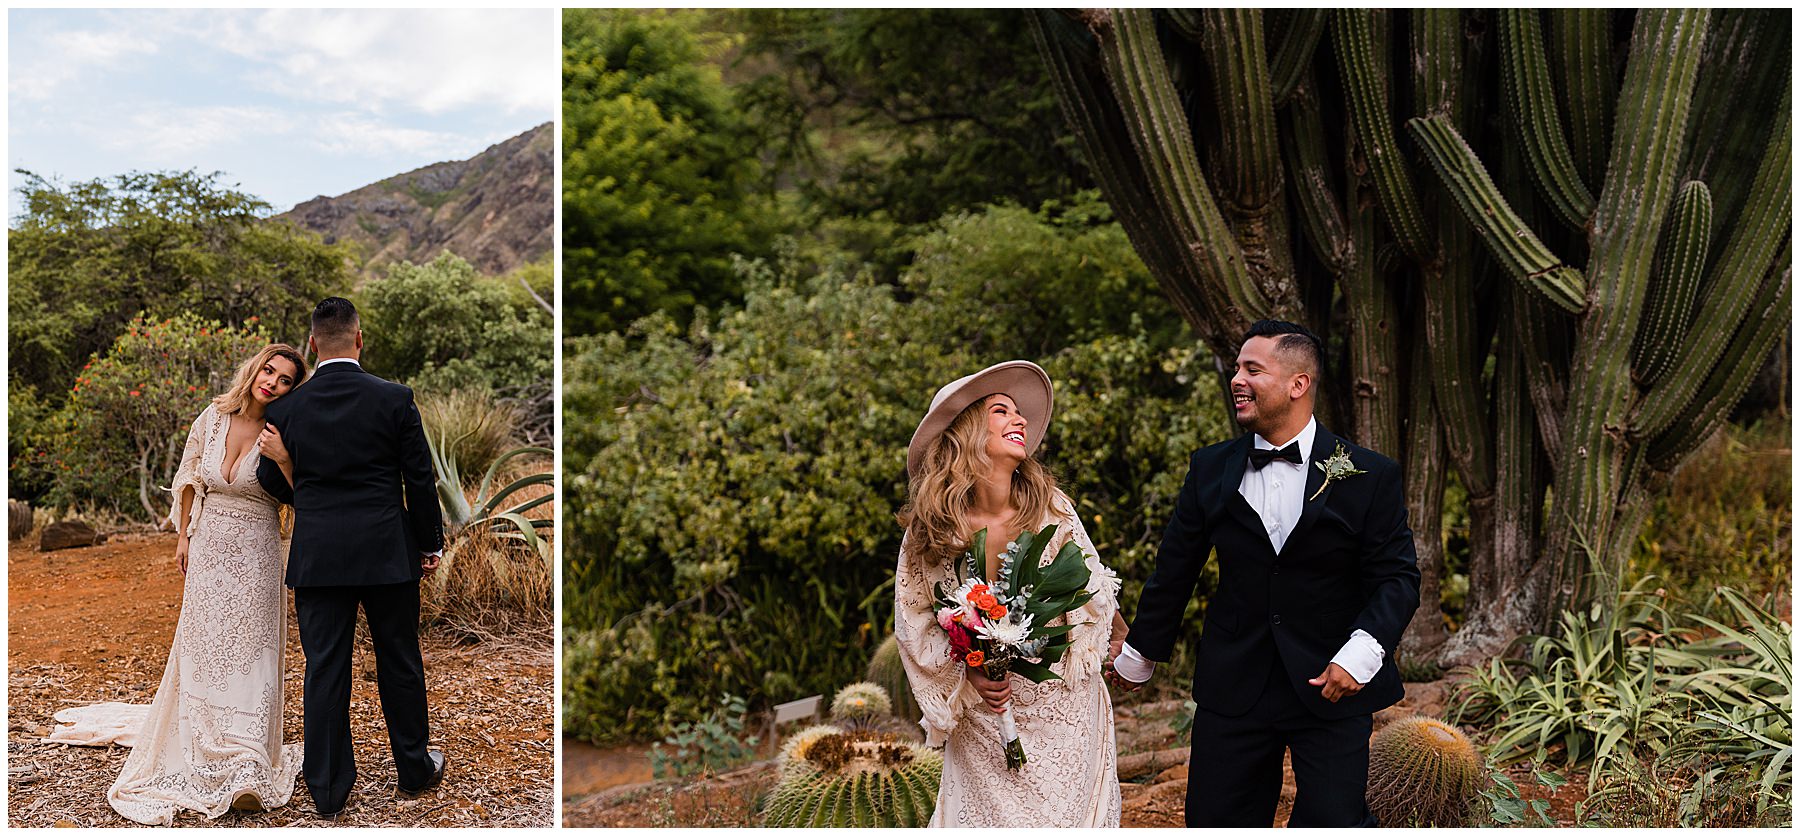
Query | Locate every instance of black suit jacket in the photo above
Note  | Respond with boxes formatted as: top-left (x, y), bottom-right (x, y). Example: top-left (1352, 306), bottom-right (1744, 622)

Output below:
top-left (1129, 424), bottom-right (1420, 720)
top-left (257, 361), bottom-right (445, 587)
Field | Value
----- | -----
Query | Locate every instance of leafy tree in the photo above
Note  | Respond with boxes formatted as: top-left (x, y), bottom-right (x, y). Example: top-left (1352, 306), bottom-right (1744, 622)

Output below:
top-left (563, 202), bottom-right (1230, 742)
top-left (733, 9), bottom-right (1092, 224)
top-left (7, 170), bottom-right (351, 407)
top-left (35, 313), bottom-right (268, 519)
top-left (357, 252), bottom-right (553, 425)
top-left (563, 9), bottom-right (774, 336)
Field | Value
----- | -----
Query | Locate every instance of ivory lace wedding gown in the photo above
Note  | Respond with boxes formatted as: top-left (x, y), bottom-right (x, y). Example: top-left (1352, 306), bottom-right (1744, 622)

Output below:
top-left (894, 491), bottom-right (1123, 826)
top-left (47, 404), bottom-right (301, 825)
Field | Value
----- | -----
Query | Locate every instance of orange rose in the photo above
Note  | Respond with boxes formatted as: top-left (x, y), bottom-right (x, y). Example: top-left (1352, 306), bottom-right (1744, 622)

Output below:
top-left (976, 593), bottom-right (998, 610)
top-left (987, 605), bottom-right (1007, 619)
top-left (966, 651), bottom-right (985, 667)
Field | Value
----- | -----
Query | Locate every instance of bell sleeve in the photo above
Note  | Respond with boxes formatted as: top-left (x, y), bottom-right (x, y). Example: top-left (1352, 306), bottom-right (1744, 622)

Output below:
top-left (1049, 491), bottom-right (1122, 689)
top-left (892, 531), bottom-right (979, 748)
top-left (166, 406), bottom-right (210, 535)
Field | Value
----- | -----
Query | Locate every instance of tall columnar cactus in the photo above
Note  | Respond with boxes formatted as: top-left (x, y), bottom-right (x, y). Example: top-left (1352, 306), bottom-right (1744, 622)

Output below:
top-left (866, 634), bottom-right (924, 726)
top-left (1367, 716), bottom-right (1485, 826)
top-left (764, 729), bottom-right (943, 827)
top-left (1031, 9), bottom-right (1791, 663)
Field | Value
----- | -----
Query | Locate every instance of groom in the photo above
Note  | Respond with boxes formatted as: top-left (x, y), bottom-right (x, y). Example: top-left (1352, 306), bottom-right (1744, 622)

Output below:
top-left (1109, 320), bottom-right (1419, 826)
top-left (257, 297), bottom-right (448, 820)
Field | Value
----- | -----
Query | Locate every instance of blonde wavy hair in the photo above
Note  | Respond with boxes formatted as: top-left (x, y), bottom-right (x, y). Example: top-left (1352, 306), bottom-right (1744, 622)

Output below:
top-left (899, 395), bottom-right (1065, 569)
top-left (212, 343), bottom-right (308, 415)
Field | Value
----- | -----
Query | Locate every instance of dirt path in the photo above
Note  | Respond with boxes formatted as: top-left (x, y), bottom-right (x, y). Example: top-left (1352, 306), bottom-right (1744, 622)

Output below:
top-left (8, 532), bottom-right (554, 828)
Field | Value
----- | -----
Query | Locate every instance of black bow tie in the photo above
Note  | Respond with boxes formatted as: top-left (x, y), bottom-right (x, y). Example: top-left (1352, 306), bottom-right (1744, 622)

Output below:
top-left (1249, 443), bottom-right (1303, 470)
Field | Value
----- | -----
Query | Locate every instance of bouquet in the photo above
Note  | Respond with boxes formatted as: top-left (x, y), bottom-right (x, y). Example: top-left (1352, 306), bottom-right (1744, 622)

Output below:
top-left (933, 523), bottom-right (1094, 770)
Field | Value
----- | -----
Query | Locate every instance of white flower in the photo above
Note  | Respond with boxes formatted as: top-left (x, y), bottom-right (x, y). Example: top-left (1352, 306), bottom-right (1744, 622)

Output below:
top-left (936, 606), bottom-right (966, 631)
top-left (973, 612), bottom-right (1036, 647)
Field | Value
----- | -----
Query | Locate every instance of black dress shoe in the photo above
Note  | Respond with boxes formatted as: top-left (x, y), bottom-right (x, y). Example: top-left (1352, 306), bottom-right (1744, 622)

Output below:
top-left (398, 750), bottom-right (447, 798)
top-left (315, 788), bottom-right (352, 821)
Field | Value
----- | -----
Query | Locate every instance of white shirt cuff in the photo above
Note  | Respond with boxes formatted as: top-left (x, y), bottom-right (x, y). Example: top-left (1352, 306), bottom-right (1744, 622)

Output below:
top-left (1330, 629), bottom-right (1385, 685)
top-left (1113, 642), bottom-right (1155, 683)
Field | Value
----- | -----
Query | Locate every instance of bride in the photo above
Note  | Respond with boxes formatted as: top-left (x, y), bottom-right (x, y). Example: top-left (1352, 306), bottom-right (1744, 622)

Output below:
top-left (893, 360), bottom-right (1126, 826)
top-left (47, 344), bottom-right (308, 825)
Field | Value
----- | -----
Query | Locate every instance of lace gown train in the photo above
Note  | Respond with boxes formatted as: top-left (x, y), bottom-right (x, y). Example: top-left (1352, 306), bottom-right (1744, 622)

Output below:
top-left (46, 404), bottom-right (301, 825)
top-left (894, 491), bottom-right (1124, 827)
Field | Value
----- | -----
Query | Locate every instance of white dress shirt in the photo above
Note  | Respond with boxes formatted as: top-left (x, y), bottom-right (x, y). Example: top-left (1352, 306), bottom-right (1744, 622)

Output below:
top-left (1113, 417), bottom-right (1385, 685)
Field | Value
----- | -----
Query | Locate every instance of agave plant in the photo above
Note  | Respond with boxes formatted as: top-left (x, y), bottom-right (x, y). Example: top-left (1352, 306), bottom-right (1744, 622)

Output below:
top-left (425, 421), bottom-right (553, 564)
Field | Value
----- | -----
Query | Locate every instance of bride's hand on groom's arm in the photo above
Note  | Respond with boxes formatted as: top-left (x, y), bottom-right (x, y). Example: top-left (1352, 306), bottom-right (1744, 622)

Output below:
top-left (965, 665), bottom-right (1012, 712)
top-left (258, 424), bottom-right (289, 465)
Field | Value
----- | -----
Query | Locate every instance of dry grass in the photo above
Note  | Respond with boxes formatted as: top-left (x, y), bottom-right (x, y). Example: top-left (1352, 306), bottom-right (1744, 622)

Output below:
top-left (418, 388), bottom-right (528, 480)
top-left (422, 457), bottom-right (555, 643)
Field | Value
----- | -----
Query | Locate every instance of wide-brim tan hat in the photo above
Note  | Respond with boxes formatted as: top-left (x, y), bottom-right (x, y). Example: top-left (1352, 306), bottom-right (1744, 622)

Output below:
top-left (907, 360), bottom-right (1053, 478)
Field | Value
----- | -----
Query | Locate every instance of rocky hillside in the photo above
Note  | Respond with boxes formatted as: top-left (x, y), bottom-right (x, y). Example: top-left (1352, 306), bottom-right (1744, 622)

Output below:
top-left (276, 123), bottom-right (551, 279)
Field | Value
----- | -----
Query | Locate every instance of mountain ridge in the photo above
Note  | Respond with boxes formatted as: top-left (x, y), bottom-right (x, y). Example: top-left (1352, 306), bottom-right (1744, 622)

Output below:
top-left (276, 122), bottom-right (551, 279)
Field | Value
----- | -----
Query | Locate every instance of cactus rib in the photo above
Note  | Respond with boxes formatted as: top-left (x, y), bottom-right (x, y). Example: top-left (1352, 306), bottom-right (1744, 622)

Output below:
top-left (1548, 10), bottom-right (1614, 190)
top-left (1500, 9), bottom-right (1598, 230)
top-left (1332, 9), bottom-right (1432, 263)
top-left (1632, 81), bottom-right (1788, 439)
top-left (1407, 115), bottom-right (1587, 312)
top-left (1632, 180), bottom-right (1713, 387)
top-left (1268, 9), bottom-right (1328, 107)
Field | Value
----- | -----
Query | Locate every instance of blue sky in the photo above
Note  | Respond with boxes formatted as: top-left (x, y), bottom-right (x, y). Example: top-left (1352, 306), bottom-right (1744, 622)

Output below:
top-left (8, 8), bottom-right (557, 217)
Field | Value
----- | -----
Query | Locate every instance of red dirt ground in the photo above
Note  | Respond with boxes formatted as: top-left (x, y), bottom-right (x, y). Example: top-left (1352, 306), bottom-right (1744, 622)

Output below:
top-left (8, 531), bottom-right (554, 828)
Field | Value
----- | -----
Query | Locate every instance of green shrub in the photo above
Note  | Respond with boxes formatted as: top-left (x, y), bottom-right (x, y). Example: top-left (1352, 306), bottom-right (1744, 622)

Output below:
top-left (561, 200), bottom-right (1228, 743)
top-left (562, 8), bottom-right (775, 336)
top-left (648, 694), bottom-right (760, 779)
top-left (357, 252), bottom-right (552, 403)
top-left (37, 313), bottom-right (267, 519)
top-left (1455, 583), bottom-right (1792, 826)
top-left (1629, 417), bottom-right (1791, 603)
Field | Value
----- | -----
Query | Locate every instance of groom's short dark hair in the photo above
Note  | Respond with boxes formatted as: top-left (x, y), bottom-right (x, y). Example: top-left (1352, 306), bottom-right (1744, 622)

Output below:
top-left (311, 297), bottom-right (360, 353)
top-left (1243, 319), bottom-right (1324, 379)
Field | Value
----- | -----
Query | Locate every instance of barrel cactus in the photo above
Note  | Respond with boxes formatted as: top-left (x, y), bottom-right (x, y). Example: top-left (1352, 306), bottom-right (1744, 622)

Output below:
top-left (867, 634), bottom-right (923, 725)
top-left (830, 682), bottom-right (893, 729)
top-left (764, 729), bottom-right (942, 827)
top-left (1367, 716), bottom-right (1485, 826)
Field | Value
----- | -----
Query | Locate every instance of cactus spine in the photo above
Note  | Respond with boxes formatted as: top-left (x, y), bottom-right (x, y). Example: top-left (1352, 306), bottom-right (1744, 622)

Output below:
top-left (765, 729), bottom-right (942, 827)
top-left (830, 682), bottom-right (893, 729)
top-left (1367, 716), bottom-right (1485, 826)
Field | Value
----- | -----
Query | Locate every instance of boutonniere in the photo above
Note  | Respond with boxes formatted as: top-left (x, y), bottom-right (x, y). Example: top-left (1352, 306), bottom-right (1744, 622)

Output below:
top-left (1310, 443), bottom-right (1367, 501)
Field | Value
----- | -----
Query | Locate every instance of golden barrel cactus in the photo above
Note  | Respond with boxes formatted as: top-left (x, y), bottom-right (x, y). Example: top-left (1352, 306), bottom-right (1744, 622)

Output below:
top-left (1366, 716), bottom-right (1485, 826)
top-left (765, 728), bottom-right (941, 827)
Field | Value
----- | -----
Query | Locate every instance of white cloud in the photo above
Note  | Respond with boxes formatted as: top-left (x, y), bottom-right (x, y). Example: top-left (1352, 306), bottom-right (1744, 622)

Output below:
top-left (9, 26), bottom-right (159, 102)
top-left (308, 113), bottom-right (471, 159)
top-left (201, 9), bottom-right (556, 117)
top-left (111, 105), bottom-right (294, 159)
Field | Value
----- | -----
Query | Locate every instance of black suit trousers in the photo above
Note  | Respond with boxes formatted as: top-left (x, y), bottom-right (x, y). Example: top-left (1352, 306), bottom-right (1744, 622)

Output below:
top-left (294, 581), bottom-right (434, 811)
top-left (1186, 660), bottom-right (1375, 827)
